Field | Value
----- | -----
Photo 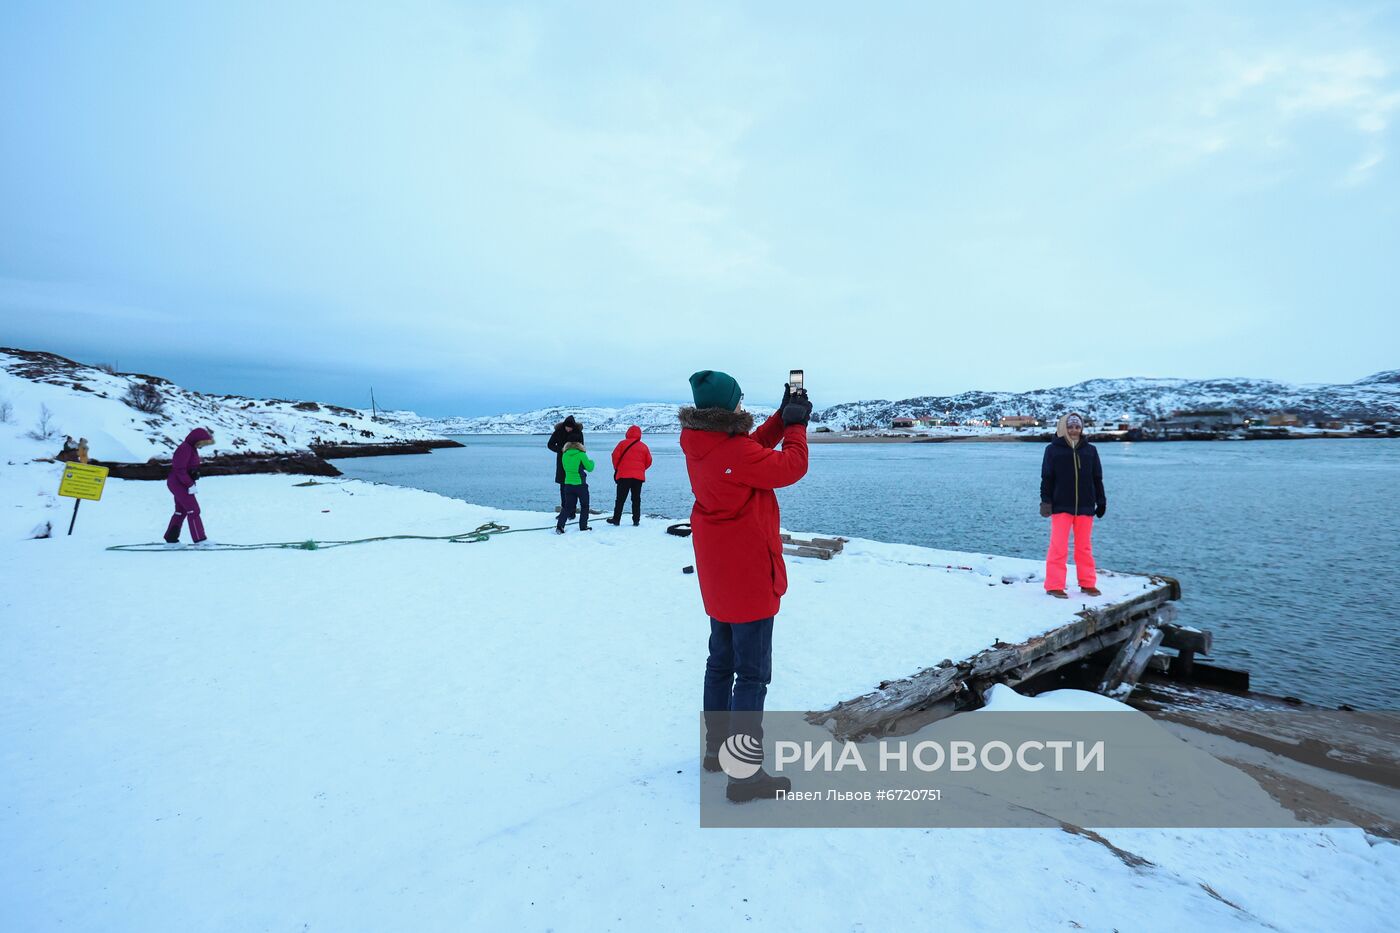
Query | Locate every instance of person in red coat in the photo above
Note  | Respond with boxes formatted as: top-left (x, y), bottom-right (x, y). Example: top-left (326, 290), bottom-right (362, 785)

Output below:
top-left (680, 370), bottom-right (811, 802)
top-left (605, 424), bottom-right (653, 526)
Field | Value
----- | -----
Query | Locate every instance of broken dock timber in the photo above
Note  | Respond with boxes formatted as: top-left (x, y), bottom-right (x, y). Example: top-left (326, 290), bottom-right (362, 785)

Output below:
top-left (808, 575), bottom-right (1182, 740)
top-left (781, 533), bottom-right (846, 561)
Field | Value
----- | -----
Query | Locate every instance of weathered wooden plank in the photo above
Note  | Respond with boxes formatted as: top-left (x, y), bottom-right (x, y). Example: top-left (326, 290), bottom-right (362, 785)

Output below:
top-left (967, 583), bottom-right (1175, 679)
top-left (1160, 622), bottom-right (1212, 654)
top-left (1098, 617), bottom-right (1151, 694)
top-left (783, 545), bottom-right (834, 560)
top-left (809, 578), bottom-right (1178, 739)
top-left (1005, 626), bottom-right (1137, 688)
top-left (780, 534), bottom-right (845, 553)
top-left (1115, 626), bottom-right (1165, 697)
top-left (1007, 604), bottom-right (1178, 692)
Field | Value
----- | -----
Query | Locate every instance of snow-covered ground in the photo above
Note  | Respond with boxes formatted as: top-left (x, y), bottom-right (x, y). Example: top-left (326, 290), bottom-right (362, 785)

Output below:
top-left (0, 348), bottom-right (443, 463)
top-left (3, 463), bottom-right (1397, 931)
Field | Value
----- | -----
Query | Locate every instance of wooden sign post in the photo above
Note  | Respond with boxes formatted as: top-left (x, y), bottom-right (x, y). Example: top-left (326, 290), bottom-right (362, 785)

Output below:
top-left (58, 447), bottom-right (109, 535)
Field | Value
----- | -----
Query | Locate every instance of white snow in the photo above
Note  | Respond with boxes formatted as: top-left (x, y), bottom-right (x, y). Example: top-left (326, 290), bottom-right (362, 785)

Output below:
top-left (3, 462), bottom-right (1397, 930)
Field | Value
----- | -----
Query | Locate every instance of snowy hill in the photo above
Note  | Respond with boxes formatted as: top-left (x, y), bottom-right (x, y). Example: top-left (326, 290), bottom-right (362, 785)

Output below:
top-left (409, 402), bottom-right (774, 435)
top-left (0, 347), bottom-right (445, 464)
top-left (396, 372), bottom-right (1400, 435)
top-left (811, 374), bottom-right (1400, 429)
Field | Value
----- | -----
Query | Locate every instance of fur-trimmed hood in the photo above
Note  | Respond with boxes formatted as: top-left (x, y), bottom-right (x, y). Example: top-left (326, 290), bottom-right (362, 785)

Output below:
top-left (1055, 412), bottom-right (1085, 448)
top-left (678, 405), bottom-right (754, 435)
top-left (563, 440), bottom-right (587, 452)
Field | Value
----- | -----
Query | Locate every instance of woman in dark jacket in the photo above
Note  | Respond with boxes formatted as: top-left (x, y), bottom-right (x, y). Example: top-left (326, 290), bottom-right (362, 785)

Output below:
top-left (546, 416), bottom-right (584, 510)
top-left (1040, 412), bottom-right (1106, 598)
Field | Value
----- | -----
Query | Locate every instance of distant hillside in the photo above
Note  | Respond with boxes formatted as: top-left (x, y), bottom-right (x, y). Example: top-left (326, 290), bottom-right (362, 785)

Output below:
top-left (6, 347), bottom-right (1395, 450)
top-left (812, 373), bottom-right (1400, 430)
top-left (405, 402), bottom-right (774, 435)
top-left (0, 348), bottom-right (444, 464)
top-left (398, 371), bottom-right (1400, 434)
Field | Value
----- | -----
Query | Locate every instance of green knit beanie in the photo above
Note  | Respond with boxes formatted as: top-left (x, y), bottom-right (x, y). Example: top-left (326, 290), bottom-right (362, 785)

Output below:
top-left (689, 370), bottom-right (742, 411)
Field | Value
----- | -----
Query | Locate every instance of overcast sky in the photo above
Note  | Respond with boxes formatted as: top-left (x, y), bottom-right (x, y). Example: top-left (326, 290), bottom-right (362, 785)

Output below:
top-left (3, 1), bottom-right (1398, 416)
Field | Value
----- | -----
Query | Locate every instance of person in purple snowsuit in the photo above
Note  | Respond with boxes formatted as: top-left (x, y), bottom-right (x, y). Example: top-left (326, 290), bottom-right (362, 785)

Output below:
top-left (164, 427), bottom-right (215, 544)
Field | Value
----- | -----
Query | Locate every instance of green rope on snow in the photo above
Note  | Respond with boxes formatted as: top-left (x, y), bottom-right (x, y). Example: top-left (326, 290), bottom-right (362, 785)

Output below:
top-left (105, 521), bottom-right (560, 553)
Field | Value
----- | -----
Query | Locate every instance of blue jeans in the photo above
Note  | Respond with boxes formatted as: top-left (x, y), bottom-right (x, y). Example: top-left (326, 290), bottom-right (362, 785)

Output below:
top-left (703, 616), bottom-right (774, 752)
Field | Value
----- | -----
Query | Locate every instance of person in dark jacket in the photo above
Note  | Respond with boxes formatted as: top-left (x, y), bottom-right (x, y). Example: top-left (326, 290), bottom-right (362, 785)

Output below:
top-left (1040, 412), bottom-right (1106, 598)
top-left (164, 427), bottom-right (215, 546)
top-left (605, 424), bottom-right (653, 526)
top-left (546, 416), bottom-right (583, 510)
top-left (681, 370), bottom-right (811, 803)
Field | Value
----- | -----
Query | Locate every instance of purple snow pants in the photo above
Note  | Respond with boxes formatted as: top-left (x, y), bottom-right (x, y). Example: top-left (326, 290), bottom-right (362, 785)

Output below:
top-left (164, 484), bottom-right (206, 543)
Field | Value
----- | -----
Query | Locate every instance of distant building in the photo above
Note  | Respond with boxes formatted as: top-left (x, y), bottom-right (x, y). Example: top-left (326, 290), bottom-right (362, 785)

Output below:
top-left (1266, 412), bottom-right (1300, 426)
top-left (917, 415), bottom-right (944, 427)
top-left (1160, 410), bottom-right (1247, 432)
top-left (891, 416), bottom-right (917, 428)
top-left (999, 415), bottom-right (1038, 429)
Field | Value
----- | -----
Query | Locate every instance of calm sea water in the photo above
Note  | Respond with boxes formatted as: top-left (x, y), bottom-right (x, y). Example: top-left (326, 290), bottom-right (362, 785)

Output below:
top-left (338, 435), bottom-right (1400, 709)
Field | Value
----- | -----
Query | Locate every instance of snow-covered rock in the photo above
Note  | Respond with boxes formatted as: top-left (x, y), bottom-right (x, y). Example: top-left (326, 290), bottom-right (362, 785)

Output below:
top-left (0, 347), bottom-right (446, 463)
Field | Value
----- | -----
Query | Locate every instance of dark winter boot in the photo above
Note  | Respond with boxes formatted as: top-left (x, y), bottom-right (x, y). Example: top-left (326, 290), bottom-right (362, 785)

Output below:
top-left (726, 770), bottom-right (792, 803)
top-left (1047, 589), bottom-right (1069, 599)
top-left (605, 517), bottom-right (620, 526)
top-left (702, 752), bottom-right (722, 773)
top-left (1079, 586), bottom-right (1102, 597)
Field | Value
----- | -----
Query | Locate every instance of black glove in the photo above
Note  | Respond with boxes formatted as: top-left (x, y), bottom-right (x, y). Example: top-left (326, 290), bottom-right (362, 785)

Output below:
top-left (781, 395), bottom-right (812, 426)
top-left (1039, 501), bottom-right (1052, 518)
top-left (780, 383), bottom-right (793, 408)
top-left (1095, 502), bottom-right (1107, 519)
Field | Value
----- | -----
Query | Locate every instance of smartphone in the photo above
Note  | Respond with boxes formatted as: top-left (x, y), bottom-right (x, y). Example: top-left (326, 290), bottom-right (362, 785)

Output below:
top-left (789, 369), bottom-right (804, 391)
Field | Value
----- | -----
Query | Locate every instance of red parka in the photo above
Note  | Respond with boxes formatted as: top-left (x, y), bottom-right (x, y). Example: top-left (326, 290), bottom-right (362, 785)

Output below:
top-left (679, 407), bottom-right (809, 624)
top-left (612, 425), bottom-right (653, 481)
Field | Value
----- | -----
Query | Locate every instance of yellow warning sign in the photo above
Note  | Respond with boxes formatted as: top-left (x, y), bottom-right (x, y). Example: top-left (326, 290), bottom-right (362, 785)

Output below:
top-left (58, 462), bottom-right (110, 501)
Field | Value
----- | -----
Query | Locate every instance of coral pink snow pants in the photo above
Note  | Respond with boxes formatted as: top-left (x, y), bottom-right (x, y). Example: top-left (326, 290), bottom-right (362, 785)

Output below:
top-left (164, 487), bottom-right (206, 544)
top-left (1045, 513), bottom-right (1095, 591)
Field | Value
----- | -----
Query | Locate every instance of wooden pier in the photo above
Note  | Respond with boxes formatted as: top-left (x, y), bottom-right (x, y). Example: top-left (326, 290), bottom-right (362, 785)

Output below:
top-left (809, 573), bottom-right (1199, 739)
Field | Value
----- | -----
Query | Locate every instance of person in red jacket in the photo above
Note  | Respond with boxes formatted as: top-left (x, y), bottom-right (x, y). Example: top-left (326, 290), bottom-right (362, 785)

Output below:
top-left (680, 370), bottom-right (811, 803)
top-left (605, 425), bottom-right (653, 526)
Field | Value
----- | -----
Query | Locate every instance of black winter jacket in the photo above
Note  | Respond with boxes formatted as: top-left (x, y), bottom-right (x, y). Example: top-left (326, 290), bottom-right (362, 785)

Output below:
top-left (547, 424), bottom-right (584, 485)
top-left (1040, 437), bottom-right (1105, 516)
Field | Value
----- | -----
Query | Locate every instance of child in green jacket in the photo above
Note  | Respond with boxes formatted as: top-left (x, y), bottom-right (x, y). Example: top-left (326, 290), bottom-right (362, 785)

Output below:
top-left (556, 441), bottom-right (595, 533)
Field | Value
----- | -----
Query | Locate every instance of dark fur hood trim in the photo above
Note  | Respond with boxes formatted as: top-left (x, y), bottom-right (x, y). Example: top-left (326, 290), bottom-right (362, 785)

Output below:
top-left (678, 405), bottom-right (754, 435)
